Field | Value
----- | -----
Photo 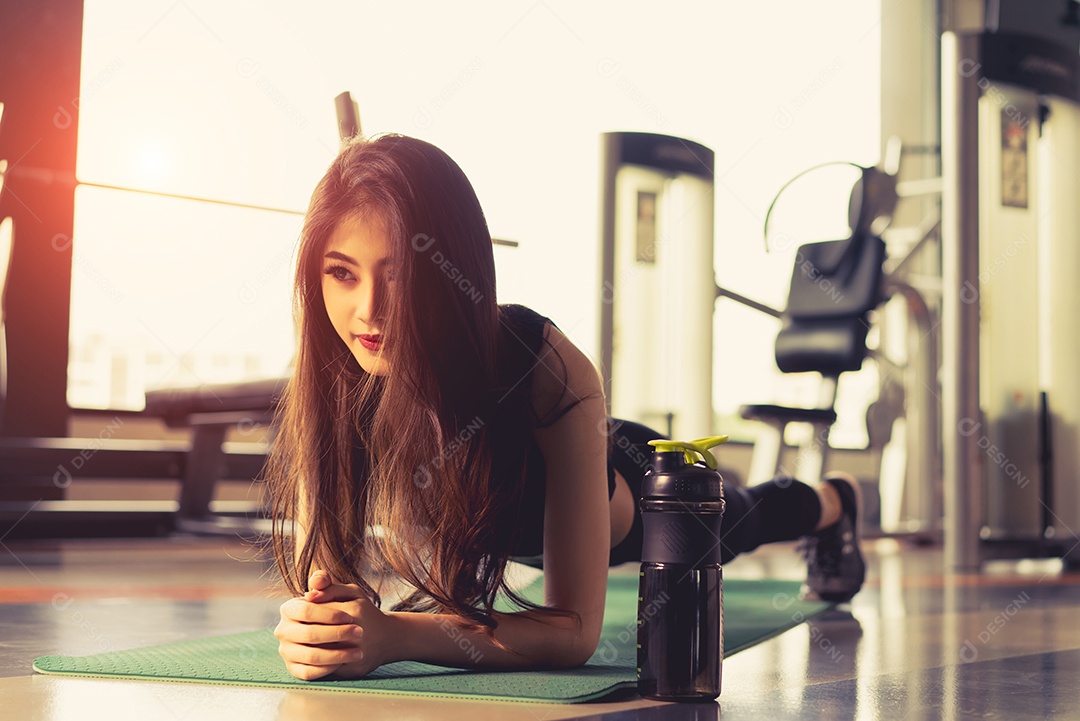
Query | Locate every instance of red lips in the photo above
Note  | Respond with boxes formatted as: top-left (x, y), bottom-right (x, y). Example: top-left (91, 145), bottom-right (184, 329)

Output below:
top-left (356, 334), bottom-right (382, 352)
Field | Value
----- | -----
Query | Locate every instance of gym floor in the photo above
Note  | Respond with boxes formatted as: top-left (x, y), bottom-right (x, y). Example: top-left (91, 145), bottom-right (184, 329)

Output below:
top-left (1, 535), bottom-right (1078, 720)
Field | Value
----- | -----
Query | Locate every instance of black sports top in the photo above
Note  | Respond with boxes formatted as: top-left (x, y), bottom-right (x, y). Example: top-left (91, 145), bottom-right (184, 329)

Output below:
top-left (499, 304), bottom-right (617, 560)
top-left (347, 304), bottom-right (616, 563)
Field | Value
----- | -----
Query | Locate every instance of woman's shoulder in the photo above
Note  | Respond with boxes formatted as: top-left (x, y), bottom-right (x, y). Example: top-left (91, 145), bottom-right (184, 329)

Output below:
top-left (498, 303), bottom-right (556, 353)
top-left (500, 306), bottom-right (603, 426)
top-left (499, 303), bottom-right (554, 328)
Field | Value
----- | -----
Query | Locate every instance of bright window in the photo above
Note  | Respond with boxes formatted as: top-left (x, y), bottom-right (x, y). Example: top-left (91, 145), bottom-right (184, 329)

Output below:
top-left (71, 0), bottom-right (880, 448)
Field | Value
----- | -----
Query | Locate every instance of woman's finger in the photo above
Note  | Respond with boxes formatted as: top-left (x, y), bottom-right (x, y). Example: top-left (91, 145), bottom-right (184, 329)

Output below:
top-left (307, 569), bottom-right (332, 592)
top-left (305, 582), bottom-right (366, 604)
top-left (283, 661), bottom-right (340, 681)
top-left (279, 597), bottom-right (354, 625)
top-left (278, 640), bottom-right (363, 667)
top-left (274, 618), bottom-right (363, 645)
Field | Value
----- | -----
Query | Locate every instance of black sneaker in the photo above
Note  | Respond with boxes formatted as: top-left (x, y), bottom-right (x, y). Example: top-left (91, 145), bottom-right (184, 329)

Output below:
top-left (799, 474), bottom-right (865, 603)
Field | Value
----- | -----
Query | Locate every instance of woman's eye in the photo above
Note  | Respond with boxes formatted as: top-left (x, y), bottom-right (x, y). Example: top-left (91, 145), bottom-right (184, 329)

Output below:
top-left (323, 265), bottom-right (355, 282)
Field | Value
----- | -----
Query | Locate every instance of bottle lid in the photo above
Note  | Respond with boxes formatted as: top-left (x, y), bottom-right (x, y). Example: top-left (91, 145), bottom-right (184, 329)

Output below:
top-left (647, 435), bottom-right (729, 470)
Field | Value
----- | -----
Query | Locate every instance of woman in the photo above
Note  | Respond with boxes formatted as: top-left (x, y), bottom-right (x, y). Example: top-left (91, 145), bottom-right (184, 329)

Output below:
top-left (267, 134), bottom-right (864, 681)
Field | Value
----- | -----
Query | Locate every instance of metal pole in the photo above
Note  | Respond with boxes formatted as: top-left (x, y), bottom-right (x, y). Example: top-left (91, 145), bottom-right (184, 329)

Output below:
top-left (940, 31), bottom-right (984, 570)
top-left (886, 279), bottom-right (940, 535)
top-left (598, 134), bottom-right (619, 418)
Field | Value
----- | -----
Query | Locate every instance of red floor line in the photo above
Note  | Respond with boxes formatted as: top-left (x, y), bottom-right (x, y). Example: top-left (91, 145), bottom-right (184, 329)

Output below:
top-left (0, 586), bottom-right (282, 603)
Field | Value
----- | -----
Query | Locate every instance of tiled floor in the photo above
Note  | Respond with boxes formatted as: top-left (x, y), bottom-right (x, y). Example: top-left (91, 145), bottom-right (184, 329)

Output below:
top-left (1, 535), bottom-right (1078, 720)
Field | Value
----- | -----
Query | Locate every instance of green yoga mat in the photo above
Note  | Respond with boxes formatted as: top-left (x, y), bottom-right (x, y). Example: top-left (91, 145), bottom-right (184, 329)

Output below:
top-left (34, 576), bottom-right (831, 704)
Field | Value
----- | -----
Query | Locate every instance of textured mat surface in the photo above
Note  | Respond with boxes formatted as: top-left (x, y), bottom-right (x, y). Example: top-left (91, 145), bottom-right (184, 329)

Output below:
top-left (34, 576), bottom-right (831, 703)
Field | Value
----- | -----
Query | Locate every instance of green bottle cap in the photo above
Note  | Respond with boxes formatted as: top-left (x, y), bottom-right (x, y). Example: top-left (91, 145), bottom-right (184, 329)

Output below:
top-left (647, 435), bottom-right (729, 470)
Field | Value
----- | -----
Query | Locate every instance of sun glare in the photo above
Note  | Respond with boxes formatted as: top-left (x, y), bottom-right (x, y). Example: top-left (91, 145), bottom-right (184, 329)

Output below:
top-left (131, 138), bottom-right (170, 185)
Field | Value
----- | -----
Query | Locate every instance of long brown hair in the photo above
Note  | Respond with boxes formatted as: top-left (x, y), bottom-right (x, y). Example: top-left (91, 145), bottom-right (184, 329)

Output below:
top-left (264, 134), bottom-right (583, 652)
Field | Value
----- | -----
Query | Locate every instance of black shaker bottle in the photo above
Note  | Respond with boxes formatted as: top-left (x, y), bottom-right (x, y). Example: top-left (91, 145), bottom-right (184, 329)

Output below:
top-left (637, 435), bottom-right (728, 702)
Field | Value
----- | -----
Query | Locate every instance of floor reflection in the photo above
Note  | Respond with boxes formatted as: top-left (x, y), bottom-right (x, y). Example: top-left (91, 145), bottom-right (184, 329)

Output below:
top-left (3, 537), bottom-right (1080, 719)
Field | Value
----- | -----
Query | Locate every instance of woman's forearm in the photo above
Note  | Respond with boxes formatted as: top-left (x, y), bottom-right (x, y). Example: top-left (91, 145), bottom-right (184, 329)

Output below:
top-left (385, 608), bottom-right (591, 670)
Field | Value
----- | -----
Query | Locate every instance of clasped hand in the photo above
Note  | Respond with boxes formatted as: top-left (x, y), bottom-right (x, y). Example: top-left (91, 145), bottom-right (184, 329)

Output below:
top-left (275, 569), bottom-right (394, 680)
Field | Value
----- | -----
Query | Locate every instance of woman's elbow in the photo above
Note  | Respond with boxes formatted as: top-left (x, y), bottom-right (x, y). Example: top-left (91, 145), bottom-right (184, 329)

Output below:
top-left (559, 629), bottom-right (601, 668)
top-left (525, 610), bottom-right (601, 668)
top-left (565, 646), bottom-right (595, 668)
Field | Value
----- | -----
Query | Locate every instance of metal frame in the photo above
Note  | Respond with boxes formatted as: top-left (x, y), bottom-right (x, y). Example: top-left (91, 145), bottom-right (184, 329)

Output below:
top-left (598, 132), bottom-right (715, 421)
top-left (940, 30), bottom-right (985, 570)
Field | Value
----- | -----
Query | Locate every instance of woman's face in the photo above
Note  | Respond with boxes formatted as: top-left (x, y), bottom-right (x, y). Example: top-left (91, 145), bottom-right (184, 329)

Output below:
top-left (321, 213), bottom-right (395, 376)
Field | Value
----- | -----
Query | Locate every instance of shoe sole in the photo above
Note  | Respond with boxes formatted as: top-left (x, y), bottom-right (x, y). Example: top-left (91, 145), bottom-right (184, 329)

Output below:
top-left (815, 473), bottom-right (865, 603)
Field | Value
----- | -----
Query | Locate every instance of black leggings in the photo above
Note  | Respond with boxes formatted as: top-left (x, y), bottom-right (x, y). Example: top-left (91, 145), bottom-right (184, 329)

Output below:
top-left (606, 418), bottom-right (822, 566)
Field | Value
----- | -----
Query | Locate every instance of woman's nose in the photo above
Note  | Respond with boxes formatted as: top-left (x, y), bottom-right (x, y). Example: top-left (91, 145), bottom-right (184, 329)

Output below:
top-left (355, 275), bottom-right (387, 327)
